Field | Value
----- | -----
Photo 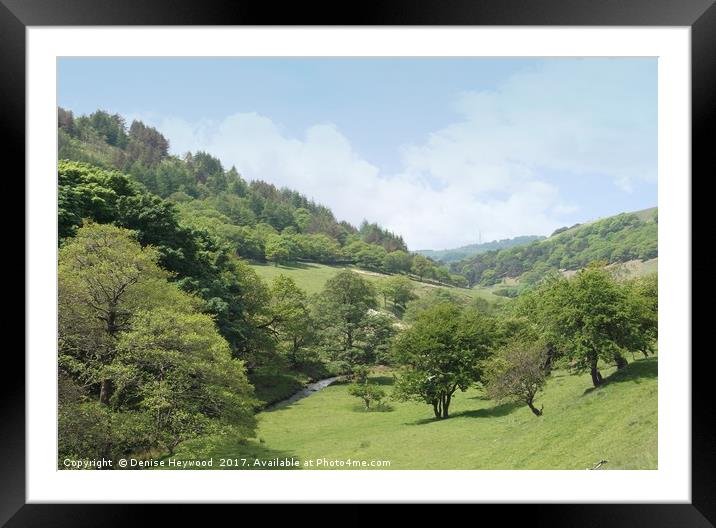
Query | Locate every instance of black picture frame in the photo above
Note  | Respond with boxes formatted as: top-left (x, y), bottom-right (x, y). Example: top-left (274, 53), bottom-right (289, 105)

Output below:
top-left (4, 0), bottom-right (711, 523)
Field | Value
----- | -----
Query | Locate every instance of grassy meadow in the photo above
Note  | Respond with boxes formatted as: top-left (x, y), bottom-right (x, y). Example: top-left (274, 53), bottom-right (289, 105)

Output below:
top-left (249, 261), bottom-right (505, 304)
top-left (173, 355), bottom-right (657, 470)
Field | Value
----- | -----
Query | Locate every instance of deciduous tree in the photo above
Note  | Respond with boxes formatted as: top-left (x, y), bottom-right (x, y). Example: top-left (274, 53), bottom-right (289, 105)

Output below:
top-left (484, 340), bottom-right (549, 416)
top-left (393, 304), bottom-right (495, 419)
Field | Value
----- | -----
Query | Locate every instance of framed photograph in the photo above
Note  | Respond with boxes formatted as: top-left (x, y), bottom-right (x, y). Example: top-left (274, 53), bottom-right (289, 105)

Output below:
top-left (6, 0), bottom-right (712, 521)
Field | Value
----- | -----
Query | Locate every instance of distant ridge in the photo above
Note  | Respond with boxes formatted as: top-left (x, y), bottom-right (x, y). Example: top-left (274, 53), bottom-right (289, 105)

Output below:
top-left (416, 235), bottom-right (545, 264)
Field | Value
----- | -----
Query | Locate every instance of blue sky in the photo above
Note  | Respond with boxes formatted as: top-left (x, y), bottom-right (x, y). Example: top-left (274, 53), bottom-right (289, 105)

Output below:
top-left (58, 58), bottom-right (657, 250)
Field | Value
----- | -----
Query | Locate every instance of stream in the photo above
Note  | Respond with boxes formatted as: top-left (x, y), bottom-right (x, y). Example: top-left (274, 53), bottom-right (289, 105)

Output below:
top-left (267, 377), bottom-right (340, 410)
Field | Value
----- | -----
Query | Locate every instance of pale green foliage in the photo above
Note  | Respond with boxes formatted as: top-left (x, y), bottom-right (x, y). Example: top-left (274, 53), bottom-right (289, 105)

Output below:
top-left (116, 309), bottom-right (256, 453)
top-left (265, 233), bottom-right (295, 265)
top-left (58, 223), bottom-right (256, 463)
top-left (58, 223), bottom-right (187, 389)
top-left (268, 275), bottom-right (315, 367)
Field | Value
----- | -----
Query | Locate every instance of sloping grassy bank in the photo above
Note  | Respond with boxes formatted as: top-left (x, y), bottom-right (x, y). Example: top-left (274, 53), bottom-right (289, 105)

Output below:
top-left (173, 356), bottom-right (657, 470)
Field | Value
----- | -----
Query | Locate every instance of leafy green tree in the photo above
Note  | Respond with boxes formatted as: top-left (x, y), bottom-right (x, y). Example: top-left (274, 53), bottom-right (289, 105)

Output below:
top-left (233, 226), bottom-right (266, 260)
top-left (293, 207), bottom-right (313, 232)
top-left (188, 151), bottom-right (223, 184)
top-left (358, 220), bottom-right (407, 252)
top-left (58, 160), bottom-right (136, 238)
top-left (58, 391), bottom-right (152, 464)
top-left (116, 308), bottom-right (256, 454)
top-left (254, 222), bottom-right (279, 242)
top-left (58, 223), bottom-right (175, 405)
top-left (357, 311), bottom-right (398, 365)
top-left (410, 254), bottom-right (433, 282)
top-left (155, 157), bottom-right (197, 197)
top-left (434, 266), bottom-right (451, 284)
top-left (377, 275), bottom-right (417, 314)
top-left (265, 234), bottom-right (293, 266)
top-left (313, 270), bottom-right (380, 368)
top-left (342, 240), bottom-right (369, 265)
top-left (267, 275), bottom-right (315, 367)
top-left (85, 110), bottom-right (129, 148)
top-left (450, 274), bottom-right (469, 288)
top-left (393, 304), bottom-right (495, 419)
top-left (295, 233), bottom-right (341, 263)
top-left (226, 166), bottom-right (249, 196)
top-left (261, 201), bottom-right (295, 231)
top-left (403, 289), bottom-right (463, 322)
top-left (356, 244), bottom-right (387, 270)
top-left (484, 339), bottom-right (549, 416)
top-left (479, 269), bottom-right (499, 286)
top-left (383, 250), bottom-right (413, 274)
top-left (623, 272), bottom-right (658, 358)
top-left (526, 265), bottom-right (651, 387)
top-left (126, 120), bottom-right (169, 167)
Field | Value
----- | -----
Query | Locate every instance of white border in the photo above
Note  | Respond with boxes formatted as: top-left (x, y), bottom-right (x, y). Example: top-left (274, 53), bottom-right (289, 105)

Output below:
top-left (27, 27), bottom-right (691, 503)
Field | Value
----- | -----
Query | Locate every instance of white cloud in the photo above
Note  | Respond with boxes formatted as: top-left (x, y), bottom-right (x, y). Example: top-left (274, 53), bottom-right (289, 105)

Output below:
top-left (140, 60), bottom-right (655, 250)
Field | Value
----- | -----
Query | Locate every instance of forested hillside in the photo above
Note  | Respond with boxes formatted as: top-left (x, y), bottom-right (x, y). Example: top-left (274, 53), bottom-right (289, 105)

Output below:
top-left (416, 235), bottom-right (544, 264)
top-left (58, 108), bottom-right (471, 287)
top-left (452, 208), bottom-right (658, 288)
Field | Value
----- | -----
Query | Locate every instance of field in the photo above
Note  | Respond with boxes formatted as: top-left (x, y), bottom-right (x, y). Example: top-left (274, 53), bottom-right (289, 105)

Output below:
top-left (173, 355), bottom-right (657, 470)
top-left (249, 261), bottom-right (505, 304)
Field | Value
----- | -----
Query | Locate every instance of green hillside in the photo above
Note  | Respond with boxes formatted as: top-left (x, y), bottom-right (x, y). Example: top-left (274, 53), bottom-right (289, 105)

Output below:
top-left (454, 208), bottom-right (658, 288)
top-left (249, 261), bottom-right (503, 303)
top-left (172, 356), bottom-right (657, 470)
top-left (58, 108), bottom-right (470, 288)
top-left (417, 235), bottom-right (545, 264)
top-left (57, 107), bottom-right (658, 473)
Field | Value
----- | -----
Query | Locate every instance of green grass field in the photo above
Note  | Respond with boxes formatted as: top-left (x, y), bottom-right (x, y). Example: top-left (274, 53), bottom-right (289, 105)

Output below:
top-left (249, 261), bottom-right (504, 304)
top-left (173, 355), bottom-right (657, 470)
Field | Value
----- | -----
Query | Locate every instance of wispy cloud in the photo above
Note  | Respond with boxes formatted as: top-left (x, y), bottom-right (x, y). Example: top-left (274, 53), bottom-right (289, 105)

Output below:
top-left (140, 60), bottom-right (655, 250)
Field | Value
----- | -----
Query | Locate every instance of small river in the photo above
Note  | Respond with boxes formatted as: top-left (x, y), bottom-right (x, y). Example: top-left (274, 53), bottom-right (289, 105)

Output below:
top-left (266, 377), bottom-right (340, 410)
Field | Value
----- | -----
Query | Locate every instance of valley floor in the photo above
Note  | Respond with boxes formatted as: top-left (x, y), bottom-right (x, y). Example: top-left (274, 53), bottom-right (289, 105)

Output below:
top-left (173, 355), bottom-right (657, 470)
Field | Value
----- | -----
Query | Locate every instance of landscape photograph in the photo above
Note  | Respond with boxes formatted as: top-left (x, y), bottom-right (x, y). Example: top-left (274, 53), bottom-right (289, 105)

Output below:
top-left (57, 57), bottom-right (658, 470)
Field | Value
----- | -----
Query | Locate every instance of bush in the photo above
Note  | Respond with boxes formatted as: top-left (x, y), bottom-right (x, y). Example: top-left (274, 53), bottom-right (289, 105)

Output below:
top-left (348, 379), bottom-right (386, 411)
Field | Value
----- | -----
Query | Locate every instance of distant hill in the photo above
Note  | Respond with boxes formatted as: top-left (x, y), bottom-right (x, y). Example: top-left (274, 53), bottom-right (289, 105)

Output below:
top-left (416, 235), bottom-right (545, 263)
top-left (453, 207), bottom-right (658, 288)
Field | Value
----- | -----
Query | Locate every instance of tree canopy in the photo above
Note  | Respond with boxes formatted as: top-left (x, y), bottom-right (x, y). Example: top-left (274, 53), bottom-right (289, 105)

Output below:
top-left (393, 303), bottom-right (496, 419)
top-left (58, 223), bottom-right (256, 462)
